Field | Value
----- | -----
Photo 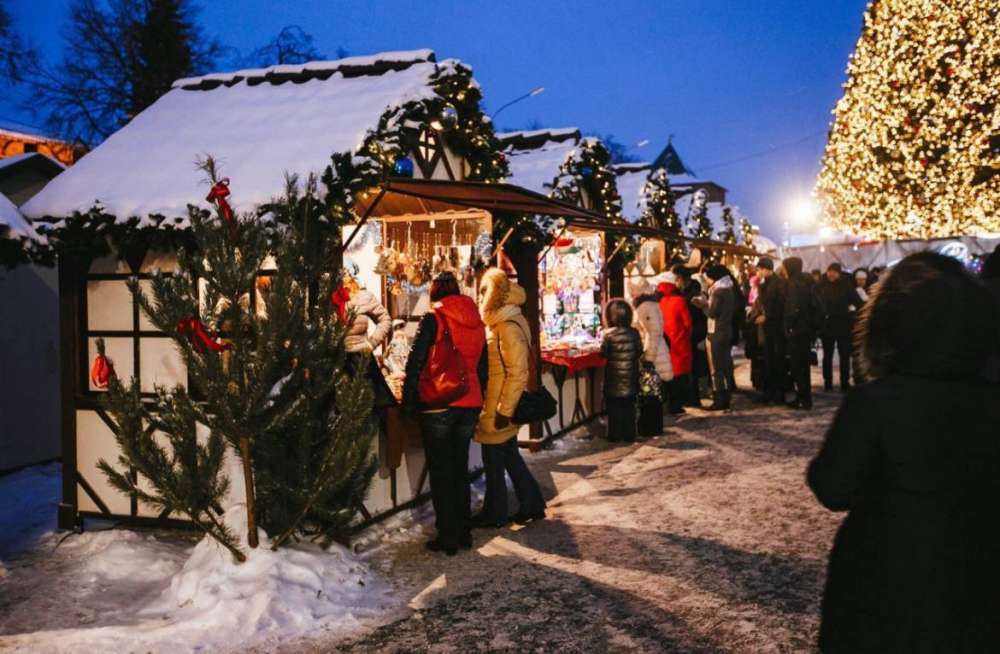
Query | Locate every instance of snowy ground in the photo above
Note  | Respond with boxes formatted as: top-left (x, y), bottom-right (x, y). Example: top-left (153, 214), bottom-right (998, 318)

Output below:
top-left (0, 361), bottom-right (842, 653)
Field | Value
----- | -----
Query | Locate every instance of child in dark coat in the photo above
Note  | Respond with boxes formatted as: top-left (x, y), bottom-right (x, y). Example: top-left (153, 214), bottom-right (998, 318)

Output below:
top-left (601, 299), bottom-right (642, 442)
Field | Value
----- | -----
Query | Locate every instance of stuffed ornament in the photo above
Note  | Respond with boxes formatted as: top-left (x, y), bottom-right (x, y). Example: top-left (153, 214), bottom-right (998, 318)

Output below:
top-left (90, 338), bottom-right (117, 389)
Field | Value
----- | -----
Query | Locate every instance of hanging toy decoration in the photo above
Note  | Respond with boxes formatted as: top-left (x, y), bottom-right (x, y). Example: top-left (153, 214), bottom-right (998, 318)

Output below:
top-left (206, 177), bottom-right (234, 223)
top-left (177, 317), bottom-right (231, 353)
top-left (90, 337), bottom-right (117, 389)
top-left (330, 285), bottom-right (351, 323)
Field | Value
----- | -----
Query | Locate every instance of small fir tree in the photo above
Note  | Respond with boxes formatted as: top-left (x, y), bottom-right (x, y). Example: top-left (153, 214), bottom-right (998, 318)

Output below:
top-left (99, 158), bottom-right (376, 561)
top-left (640, 168), bottom-right (684, 257)
top-left (687, 189), bottom-right (713, 241)
top-left (716, 206), bottom-right (738, 246)
top-left (739, 216), bottom-right (755, 249)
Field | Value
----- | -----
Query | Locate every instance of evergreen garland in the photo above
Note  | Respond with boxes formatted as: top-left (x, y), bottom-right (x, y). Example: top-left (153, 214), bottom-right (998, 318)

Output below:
top-left (739, 216), bottom-right (755, 249)
top-left (716, 206), bottom-right (738, 246)
top-left (687, 189), bottom-right (713, 241)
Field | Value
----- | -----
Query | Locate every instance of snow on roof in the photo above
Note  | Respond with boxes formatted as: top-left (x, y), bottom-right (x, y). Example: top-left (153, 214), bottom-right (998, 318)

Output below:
top-left (615, 168), bottom-right (651, 223)
top-left (504, 138), bottom-right (580, 195)
top-left (0, 152), bottom-right (67, 172)
top-left (172, 49), bottom-right (436, 89)
top-left (0, 192), bottom-right (43, 243)
top-left (23, 51), bottom-right (446, 223)
top-left (496, 127), bottom-right (579, 143)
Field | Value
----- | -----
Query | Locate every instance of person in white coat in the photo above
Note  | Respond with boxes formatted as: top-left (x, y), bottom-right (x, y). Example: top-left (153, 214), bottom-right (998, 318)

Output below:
top-left (629, 277), bottom-right (673, 437)
top-left (338, 274), bottom-right (394, 409)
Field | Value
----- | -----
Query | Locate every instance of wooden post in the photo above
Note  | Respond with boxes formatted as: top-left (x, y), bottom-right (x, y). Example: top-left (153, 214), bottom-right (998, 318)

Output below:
top-left (238, 435), bottom-right (259, 549)
top-left (57, 255), bottom-right (84, 530)
top-left (504, 236), bottom-right (543, 441)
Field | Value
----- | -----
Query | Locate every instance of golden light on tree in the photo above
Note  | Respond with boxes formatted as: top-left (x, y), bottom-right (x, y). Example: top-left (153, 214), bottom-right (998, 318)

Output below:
top-left (816, 0), bottom-right (1000, 240)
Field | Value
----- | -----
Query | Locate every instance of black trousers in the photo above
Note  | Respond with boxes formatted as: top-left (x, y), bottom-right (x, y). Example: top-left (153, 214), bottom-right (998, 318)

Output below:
top-left (481, 437), bottom-right (546, 522)
top-left (638, 393), bottom-right (663, 437)
top-left (666, 374), bottom-right (691, 413)
top-left (787, 334), bottom-right (813, 404)
top-left (763, 330), bottom-right (787, 401)
top-left (821, 329), bottom-right (852, 388)
top-left (420, 407), bottom-right (478, 548)
top-left (606, 396), bottom-right (637, 442)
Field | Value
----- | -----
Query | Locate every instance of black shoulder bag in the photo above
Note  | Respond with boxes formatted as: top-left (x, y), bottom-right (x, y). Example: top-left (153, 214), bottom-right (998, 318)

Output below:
top-left (497, 320), bottom-right (557, 425)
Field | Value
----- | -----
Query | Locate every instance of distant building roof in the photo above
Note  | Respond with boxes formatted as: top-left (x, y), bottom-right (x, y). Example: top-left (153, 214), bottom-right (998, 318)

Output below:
top-left (651, 140), bottom-right (695, 176)
top-left (0, 153), bottom-right (66, 178)
top-left (499, 128), bottom-right (582, 195)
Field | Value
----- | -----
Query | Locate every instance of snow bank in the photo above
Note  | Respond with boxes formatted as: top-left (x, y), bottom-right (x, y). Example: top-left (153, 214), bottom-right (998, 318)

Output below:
top-left (1, 505), bottom-right (394, 653)
top-left (615, 168), bottom-right (651, 223)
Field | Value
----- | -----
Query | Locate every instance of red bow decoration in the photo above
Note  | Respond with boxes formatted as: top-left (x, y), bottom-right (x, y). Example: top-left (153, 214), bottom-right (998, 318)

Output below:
top-left (330, 286), bottom-right (351, 323)
top-left (177, 317), bottom-right (231, 353)
top-left (90, 353), bottom-right (116, 389)
top-left (206, 178), bottom-right (234, 223)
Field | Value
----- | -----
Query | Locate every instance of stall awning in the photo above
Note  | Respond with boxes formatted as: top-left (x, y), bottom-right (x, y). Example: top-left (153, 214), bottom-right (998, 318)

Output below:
top-left (348, 178), bottom-right (759, 257)
top-left (354, 178), bottom-right (608, 222)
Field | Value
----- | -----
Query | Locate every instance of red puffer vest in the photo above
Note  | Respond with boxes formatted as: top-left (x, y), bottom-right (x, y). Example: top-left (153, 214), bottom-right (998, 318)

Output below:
top-left (657, 282), bottom-right (694, 376)
top-left (433, 294), bottom-right (486, 408)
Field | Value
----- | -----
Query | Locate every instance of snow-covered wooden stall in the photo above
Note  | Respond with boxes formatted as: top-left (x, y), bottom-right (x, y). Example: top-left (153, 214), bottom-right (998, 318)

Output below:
top-left (20, 49), bottom-right (519, 530)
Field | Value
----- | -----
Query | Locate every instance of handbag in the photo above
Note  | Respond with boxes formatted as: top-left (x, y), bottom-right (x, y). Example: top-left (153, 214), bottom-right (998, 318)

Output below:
top-left (639, 361), bottom-right (662, 399)
top-left (497, 320), bottom-right (557, 425)
top-left (417, 311), bottom-right (469, 409)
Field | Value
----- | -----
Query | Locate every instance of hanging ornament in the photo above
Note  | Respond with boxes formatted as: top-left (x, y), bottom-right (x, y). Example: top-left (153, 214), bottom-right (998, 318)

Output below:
top-left (330, 286), bottom-right (351, 323)
top-left (580, 166), bottom-right (594, 180)
top-left (392, 157), bottom-right (415, 178)
top-left (438, 103), bottom-right (459, 131)
top-left (177, 317), bottom-right (231, 353)
top-left (205, 178), bottom-right (234, 223)
top-left (90, 338), bottom-right (117, 389)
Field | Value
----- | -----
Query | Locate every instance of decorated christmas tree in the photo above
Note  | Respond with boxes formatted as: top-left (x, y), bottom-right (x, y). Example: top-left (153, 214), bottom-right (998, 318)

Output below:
top-left (99, 159), bottom-right (376, 561)
top-left (640, 168), bottom-right (685, 257)
top-left (716, 206), bottom-right (738, 247)
top-left (686, 189), bottom-right (713, 240)
top-left (816, 1), bottom-right (1000, 239)
top-left (739, 216), bottom-right (756, 249)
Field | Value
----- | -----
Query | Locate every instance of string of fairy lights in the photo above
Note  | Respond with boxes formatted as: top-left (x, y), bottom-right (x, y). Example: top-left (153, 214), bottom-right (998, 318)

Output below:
top-left (816, 0), bottom-right (1000, 240)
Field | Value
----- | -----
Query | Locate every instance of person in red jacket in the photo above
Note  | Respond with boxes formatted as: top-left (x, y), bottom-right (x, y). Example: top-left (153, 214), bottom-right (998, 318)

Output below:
top-left (402, 271), bottom-right (487, 555)
top-left (657, 271), bottom-right (694, 414)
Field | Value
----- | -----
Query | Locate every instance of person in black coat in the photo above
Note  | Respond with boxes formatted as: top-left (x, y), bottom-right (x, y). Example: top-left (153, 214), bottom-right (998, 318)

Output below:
top-left (680, 268), bottom-right (710, 405)
top-left (808, 252), bottom-right (1000, 653)
top-left (755, 258), bottom-right (788, 404)
top-left (782, 256), bottom-right (819, 409)
top-left (816, 262), bottom-right (862, 392)
top-left (601, 299), bottom-right (642, 442)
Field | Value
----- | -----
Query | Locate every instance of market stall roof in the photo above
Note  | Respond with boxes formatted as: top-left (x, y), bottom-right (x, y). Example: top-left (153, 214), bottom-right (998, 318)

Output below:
top-left (22, 49), bottom-right (451, 225)
top-left (351, 178), bottom-right (605, 224)
top-left (348, 178), bottom-right (758, 256)
top-left (497, 128), bottom-right (582, 195)
top-left (0, 192), bottom-right (42, 243)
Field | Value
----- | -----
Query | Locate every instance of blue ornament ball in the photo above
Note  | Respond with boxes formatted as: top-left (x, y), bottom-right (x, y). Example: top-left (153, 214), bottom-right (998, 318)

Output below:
top-left (580, 166), bottom-right (594, 179)
top-left (393, 157), bottom-right (415, 178)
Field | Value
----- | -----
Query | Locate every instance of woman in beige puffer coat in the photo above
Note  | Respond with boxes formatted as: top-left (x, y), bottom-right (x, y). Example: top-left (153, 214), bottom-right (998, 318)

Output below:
top-left (472, 268), bottom-right (546, 528)
top-left (344, 287), bottom-right (391, 353)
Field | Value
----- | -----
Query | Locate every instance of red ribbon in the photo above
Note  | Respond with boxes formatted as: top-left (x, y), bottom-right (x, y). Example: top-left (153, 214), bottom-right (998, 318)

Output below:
top-left (90, 353), bottom-right (116, 389)
top-left (177, 317), bottom-right (231, 353)
top-left (330, 286), bottom-right (351, 323)
top-left (206, 178), bottom-right (234, 223)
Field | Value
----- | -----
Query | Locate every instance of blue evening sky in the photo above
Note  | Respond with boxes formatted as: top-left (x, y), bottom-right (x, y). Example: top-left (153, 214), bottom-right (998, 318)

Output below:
top-left (4, 0), bottom-right (867, 239)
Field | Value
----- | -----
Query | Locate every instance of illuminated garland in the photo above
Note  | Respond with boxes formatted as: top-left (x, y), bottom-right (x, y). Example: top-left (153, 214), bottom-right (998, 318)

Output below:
top-left (687, 189), bottom-right (713, 240)
top-left (816, 0), bottom-right (1000, 239)
top-left (739, 216), bottom-right (755, 249)
top-left (639, 168), bottom-right (685, 258)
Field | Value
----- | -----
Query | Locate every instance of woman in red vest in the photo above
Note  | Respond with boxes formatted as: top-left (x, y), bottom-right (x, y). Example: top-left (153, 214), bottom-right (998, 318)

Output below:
top-left (402, 272), bottom-right (487, 555)
top-left (657, 269), bottom-right (694, 414)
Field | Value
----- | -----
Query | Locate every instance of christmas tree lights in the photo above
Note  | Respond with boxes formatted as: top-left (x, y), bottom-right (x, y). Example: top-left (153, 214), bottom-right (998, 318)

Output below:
top-left (816, 0), bottom-right (1000, 240)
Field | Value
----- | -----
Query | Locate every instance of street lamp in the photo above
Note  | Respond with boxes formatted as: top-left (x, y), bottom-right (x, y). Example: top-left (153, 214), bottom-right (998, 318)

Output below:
top-left (490, 86), bottom-right (545, 120)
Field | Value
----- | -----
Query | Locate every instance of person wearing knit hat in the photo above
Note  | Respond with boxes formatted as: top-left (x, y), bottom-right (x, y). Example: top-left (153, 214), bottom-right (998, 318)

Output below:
top-left (692, 264), bottom-right (736, 410)
top-left (757, 257), bottom-right (774, 271)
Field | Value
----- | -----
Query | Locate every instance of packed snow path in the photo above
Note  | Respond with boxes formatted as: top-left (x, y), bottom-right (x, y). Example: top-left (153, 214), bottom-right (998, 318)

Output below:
top-left (302, 366), bottom-right (842, 654)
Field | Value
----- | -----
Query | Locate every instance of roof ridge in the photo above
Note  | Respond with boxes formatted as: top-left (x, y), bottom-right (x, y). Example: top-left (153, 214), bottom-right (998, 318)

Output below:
top-left (172, 48), bottom-right (437, 91)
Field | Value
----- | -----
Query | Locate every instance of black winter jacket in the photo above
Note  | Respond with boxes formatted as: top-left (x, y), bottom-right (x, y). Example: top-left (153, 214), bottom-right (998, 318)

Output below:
top-left (784, 273), bottom-right (820, 339)
top-left (808, 376), bottom-right (1000, 653)
top-left (817, 277), bottom-right (862, 335)
top-left (600, 326), bottom-right (642, 398)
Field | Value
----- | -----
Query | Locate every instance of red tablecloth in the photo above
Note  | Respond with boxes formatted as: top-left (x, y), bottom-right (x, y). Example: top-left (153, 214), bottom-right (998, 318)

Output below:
top-left (541, 350), bottom-right (607, 374)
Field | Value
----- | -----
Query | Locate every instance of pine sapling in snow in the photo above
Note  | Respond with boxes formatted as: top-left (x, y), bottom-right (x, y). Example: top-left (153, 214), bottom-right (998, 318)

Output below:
top-left (99, 157), bottom-right (376, 562)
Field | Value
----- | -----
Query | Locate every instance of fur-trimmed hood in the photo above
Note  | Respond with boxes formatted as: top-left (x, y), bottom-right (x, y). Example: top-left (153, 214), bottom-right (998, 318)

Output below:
top-left (479, 267), bottom-right (526, 325)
